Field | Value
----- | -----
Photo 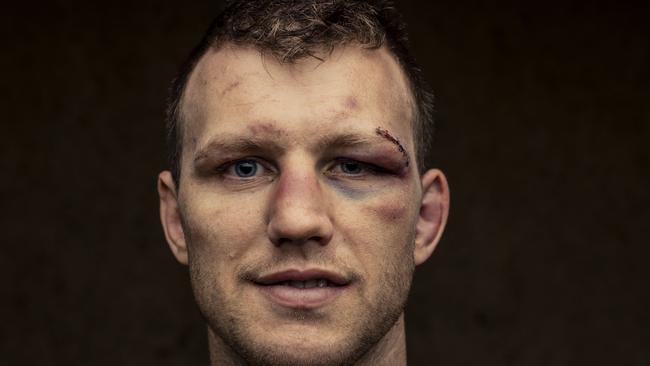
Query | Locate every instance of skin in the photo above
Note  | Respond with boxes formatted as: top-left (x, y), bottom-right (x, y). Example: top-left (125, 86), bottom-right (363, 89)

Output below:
top-left (158, 44), bottom-right (450, 366)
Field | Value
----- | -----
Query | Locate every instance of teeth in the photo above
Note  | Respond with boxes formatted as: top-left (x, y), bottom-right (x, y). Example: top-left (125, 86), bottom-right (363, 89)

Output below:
top-left (282, 279), bottom-right (330, 288)
top-left (289, 280), bottom-right (305, 288)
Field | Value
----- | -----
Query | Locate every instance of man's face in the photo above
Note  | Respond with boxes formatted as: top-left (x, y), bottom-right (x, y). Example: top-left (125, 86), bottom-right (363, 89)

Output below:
top-left (159, 44), bottom-right (446, 365)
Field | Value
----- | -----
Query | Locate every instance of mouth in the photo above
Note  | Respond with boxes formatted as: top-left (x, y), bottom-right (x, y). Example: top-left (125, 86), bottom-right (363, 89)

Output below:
top-left (252, 269), bottom-right (351, 309)
top-left (259, 279), bottom-right (343, 288)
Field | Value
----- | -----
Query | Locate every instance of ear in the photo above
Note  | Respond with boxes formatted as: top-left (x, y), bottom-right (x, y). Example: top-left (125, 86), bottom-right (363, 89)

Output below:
top-left (158, 171), bottom-right (189, 265)
top-left (414, 169), bottom-right (450, 265)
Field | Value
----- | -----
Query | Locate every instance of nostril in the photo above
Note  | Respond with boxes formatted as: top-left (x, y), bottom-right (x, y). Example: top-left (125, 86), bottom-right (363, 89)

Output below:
top-left (272, 235), bottom-right (327, 247)
top-left (273, 237), bottom-right (291, 247)
top-left (309, 235), bottom-right (329, 246)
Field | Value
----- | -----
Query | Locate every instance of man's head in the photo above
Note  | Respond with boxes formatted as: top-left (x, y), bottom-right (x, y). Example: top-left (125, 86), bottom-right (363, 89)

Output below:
top-left (158, 1), bottom-right (449, 365)
top-left (166, 0), bottom-right (436, 186)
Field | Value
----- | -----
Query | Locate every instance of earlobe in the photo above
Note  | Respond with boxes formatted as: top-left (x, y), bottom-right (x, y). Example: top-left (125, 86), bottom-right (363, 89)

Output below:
top-left (414, 169), bottom-right (450, 265)
top-left (158, 171), bottom-right (189, 265)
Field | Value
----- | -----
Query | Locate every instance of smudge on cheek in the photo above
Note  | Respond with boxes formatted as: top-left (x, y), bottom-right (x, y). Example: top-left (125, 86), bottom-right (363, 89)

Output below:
top-left (364, 197), bottom-right (410, 223)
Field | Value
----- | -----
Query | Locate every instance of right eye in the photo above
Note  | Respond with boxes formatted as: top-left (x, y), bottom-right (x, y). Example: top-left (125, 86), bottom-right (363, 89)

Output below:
top-left (226, 159), bottom-right (263, 178)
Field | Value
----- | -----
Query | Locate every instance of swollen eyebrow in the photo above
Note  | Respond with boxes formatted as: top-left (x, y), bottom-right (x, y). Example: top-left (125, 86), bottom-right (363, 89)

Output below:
top-left (315, 134), bottom-right (375, 151)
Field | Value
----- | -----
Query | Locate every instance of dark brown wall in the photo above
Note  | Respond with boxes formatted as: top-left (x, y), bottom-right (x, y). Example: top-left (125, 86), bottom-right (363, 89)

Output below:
top-left (2, 1), bottom-right (648, 365)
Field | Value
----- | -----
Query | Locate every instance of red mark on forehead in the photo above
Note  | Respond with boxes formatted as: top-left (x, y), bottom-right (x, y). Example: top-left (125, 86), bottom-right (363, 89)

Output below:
top-left (343, 96), bottom-right (358, 110)
top-left (328, 97), bottom-right (359, 121)
top-left (376, 127), bottom-right (410, 167)
top-left (249, 122), bottom-right (285, 137)
top-left (220, 80), bottom-right (241, 97)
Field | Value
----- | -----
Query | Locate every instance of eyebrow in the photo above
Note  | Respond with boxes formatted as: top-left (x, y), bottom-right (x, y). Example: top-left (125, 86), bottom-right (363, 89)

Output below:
top-left (193, 136), bottom-right (284, 164)
top-left (192, 129), bottom-right (410, 164)
top-left (314, 133), bottom-right (377, 152)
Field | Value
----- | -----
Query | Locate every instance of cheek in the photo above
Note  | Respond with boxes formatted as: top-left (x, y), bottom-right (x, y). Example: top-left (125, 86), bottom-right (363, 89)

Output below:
top-left (355, 179), bottom-right (419, 226)
top-left (182, 192), bottom-right (266, 262)
top-left (335, 187), bottom-right (419, 273)
top-left (183, 197), bottom-right (267, 304)
top-left (359, 196), bottom-right (417, 261)
top-left (364, 197), bottom-right (410, 223)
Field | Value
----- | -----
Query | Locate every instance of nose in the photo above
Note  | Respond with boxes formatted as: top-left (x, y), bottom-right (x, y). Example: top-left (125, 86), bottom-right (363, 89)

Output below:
top-left (267, 161), bottom-right (333, 247)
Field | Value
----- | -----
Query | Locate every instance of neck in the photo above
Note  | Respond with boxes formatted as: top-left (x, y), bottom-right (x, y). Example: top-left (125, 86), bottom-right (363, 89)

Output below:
top-left (355, 313), bottom-right (408, 366)
top-left (207, 313), bottom-right (408, 366)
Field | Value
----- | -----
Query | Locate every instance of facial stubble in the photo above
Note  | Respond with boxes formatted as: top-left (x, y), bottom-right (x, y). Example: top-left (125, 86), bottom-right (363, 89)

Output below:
top-left (189, 244), bottom-right (416, 366)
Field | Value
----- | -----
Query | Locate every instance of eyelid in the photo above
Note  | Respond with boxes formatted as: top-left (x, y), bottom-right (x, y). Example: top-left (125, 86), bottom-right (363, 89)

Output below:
top-left (327, 158), bottom-right (387, 176)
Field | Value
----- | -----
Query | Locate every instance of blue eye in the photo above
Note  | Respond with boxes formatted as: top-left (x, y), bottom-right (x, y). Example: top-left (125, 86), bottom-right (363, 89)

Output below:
top-left (233, 160), bottom-right (258, 177)
top-left (340, 161), bottom-right (363, 175)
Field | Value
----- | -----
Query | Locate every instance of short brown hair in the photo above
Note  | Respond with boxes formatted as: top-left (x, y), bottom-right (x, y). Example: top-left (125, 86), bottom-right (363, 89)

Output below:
top-left (166, 0), bottom-right (435, 184)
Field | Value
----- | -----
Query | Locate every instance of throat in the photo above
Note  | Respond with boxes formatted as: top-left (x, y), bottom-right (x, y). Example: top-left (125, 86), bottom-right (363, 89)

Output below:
top-left (355, 313), bottom-right (407, 366)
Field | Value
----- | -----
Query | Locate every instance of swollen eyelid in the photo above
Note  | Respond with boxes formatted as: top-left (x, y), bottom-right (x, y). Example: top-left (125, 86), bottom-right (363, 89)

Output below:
top-left (329, 159), bottom-right (386, 176)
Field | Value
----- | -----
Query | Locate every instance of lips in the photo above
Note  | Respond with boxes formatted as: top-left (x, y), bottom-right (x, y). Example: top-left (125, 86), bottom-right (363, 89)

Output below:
top-left (255, 269), bottom-right (349, 286)
top-left (253, 269), bottom-right (350, 309)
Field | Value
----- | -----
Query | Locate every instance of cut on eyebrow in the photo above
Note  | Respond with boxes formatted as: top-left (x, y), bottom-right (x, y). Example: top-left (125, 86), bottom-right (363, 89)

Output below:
top-left (375, 127), bottom-right (410, 167)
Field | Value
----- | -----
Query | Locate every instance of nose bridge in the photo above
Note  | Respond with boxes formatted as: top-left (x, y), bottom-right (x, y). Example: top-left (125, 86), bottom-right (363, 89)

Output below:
top-left (267, 155), bottom-right (333, 245)
top-left (276, 161), bottom-right (320, 209)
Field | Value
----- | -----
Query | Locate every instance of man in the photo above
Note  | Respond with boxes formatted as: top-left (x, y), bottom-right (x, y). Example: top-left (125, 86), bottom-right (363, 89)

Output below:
top-left (157, 1), bottom-right (450, 365)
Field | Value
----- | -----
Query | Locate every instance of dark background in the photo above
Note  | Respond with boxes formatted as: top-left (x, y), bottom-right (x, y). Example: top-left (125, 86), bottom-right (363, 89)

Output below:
top-left (2, 0), bottom-right (649, 365)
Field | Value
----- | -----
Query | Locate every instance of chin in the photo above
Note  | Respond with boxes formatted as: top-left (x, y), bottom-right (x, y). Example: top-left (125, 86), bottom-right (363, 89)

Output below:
top-left (233, 340), bottom-right (361, 366)
top-left (212, 322), bottom-right (375, 366)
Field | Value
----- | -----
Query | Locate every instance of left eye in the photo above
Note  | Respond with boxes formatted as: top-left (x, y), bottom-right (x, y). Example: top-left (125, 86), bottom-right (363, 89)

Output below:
top-left (230, 159), bottom-right (260, 177)
top-left (339, 161), bottom-right (364, 175)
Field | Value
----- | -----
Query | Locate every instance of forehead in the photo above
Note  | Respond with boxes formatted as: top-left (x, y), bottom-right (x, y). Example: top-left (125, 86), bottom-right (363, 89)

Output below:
top-left (181, 44), bottom-right (414, 149)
